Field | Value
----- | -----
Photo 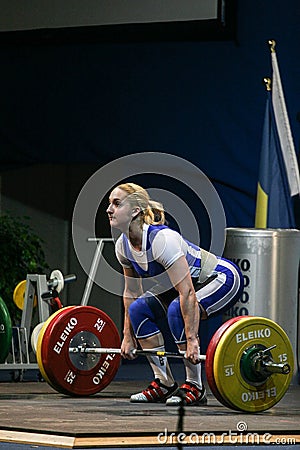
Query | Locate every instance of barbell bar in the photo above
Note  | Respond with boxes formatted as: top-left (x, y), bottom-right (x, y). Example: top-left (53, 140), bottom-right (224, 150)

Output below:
top-left (67, 346), bottom-right (290, 376)
top-left (68, 346), bottom-right (206, 360)
top-left (34, 305), bottom-right (294, 412)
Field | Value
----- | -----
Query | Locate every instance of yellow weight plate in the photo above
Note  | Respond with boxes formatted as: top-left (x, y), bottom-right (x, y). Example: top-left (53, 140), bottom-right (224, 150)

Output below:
top-left (13, 280), bottom-right (37, 310)
top-left (36, 306), bottom-right (75, 393)
top-left (213, 316), bottom-right (294, 413)
top-left (36, 311), bottom-right (64, 389)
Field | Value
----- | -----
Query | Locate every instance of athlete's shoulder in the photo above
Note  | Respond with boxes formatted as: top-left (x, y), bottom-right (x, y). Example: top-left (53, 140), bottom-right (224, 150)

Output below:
top-left (115, 234), bottom-right (132, 267)
top-left (115, 233), bottom-right (124, 249)
top-left (148, 224), bottom-right (180, 236)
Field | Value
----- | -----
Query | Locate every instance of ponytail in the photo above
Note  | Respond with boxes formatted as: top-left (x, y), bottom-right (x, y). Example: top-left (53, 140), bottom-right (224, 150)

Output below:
top-left (117, 183), bottom-right (165, 225)
top-left (146, 200), bottom-right (165, 225)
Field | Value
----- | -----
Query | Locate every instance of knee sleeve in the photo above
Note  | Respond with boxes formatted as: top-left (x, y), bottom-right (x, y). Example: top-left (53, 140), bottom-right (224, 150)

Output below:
top-left (128, 293), bottom-right (165, 339)
top-left (167, 299), bottom-right (187, 344)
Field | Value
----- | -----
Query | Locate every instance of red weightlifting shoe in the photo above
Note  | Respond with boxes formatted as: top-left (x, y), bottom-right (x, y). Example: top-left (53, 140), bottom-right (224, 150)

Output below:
top-left (130, 379), bottom-right (178, 403)
top-left (166, 381), bottom-right (207, 406)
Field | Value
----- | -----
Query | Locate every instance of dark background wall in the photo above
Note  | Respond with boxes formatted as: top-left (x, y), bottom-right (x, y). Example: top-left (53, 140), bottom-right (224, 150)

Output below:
top-left (0, 0), bottom-right (299, 338)
top-left (1, 1), bottom-right (299, 225)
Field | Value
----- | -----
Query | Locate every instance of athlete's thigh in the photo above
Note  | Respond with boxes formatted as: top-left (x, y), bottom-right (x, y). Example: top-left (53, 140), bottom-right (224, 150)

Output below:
top-left (196, 258), bottom-right (243, 317)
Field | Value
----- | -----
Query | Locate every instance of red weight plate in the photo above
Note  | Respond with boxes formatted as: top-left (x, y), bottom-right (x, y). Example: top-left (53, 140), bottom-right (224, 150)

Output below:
top-left (41, 306), bottom-right (121, 396)
top-left (205, 316), bottom-right (250, 410)
top-left (36, 306), bottom-right (77, 395)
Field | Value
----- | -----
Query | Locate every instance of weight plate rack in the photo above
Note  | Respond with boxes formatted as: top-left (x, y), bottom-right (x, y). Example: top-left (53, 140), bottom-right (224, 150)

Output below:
top-left (0, 272), bottom-right (75, 379)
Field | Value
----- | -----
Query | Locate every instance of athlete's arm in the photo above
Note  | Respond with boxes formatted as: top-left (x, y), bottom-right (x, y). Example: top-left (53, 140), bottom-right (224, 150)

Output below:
top-left (166, 256), bottom-right (200, 364)
top-left (121, 267), bottom-right (143, 359)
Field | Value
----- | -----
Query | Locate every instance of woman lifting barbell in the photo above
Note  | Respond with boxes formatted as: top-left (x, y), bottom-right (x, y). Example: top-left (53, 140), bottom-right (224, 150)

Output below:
top-left (106, 182), bottom-right (244, 406)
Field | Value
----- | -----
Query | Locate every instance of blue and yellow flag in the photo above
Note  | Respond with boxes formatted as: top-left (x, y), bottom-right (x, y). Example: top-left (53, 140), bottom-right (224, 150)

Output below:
top-left (255, 41), bottom-right (300, 228)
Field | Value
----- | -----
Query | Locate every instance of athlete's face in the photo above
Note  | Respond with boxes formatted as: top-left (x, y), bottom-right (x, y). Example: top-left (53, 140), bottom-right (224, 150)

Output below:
top-left (107, 187), bottom-right (137, 231)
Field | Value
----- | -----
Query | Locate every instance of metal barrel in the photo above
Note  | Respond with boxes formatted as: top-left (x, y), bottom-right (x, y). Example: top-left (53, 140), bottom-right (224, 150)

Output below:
top-left (224, 227), bottom-right (300, 384)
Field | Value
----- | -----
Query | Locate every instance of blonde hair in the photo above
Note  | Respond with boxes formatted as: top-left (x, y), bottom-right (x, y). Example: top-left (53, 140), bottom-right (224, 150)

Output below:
top-left (117, 182), bottom-right (165, 225)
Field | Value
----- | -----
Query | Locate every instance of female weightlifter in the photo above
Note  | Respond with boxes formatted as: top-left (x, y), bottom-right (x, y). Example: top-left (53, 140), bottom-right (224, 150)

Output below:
top-left (106, 182), bottom-right (243, 406)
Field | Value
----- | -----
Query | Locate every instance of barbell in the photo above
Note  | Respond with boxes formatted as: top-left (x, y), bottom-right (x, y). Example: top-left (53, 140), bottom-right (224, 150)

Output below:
top-left (33, 305), bottom-right (294, 412)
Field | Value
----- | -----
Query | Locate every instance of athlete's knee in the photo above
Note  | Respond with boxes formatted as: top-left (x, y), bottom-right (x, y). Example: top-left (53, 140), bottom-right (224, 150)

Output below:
top-left (167, 299), bottom-right (181, 321)
top-left (128, 297), bottom-right (142, 319)
top-left (128, 297), bottom-right (149, 329)
top-left (128, 295), bottom-right (160, 339)
top-left (167, 299), bottom-right (186, 343)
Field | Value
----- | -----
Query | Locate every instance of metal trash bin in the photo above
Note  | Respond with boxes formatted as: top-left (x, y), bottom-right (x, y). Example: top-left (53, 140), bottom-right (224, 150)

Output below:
top-left (223, 227), bottom-right (300, 384)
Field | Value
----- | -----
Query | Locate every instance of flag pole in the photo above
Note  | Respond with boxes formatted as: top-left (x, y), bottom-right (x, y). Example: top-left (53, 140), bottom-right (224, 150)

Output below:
top-left (254, 77), bottom-right (271, 228)
top-left (268, 39), bottom-right (276, 53)
top-left (263, 77), bottom-right (271, 92)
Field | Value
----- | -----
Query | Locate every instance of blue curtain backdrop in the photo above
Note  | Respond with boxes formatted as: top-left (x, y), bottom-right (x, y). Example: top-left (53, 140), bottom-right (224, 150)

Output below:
top-left (0, 0), bottom-right (299, 228)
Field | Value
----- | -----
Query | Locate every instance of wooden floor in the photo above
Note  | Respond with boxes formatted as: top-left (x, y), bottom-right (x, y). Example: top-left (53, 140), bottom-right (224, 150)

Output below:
top-left (0, 365), bottom-right (299, 449)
